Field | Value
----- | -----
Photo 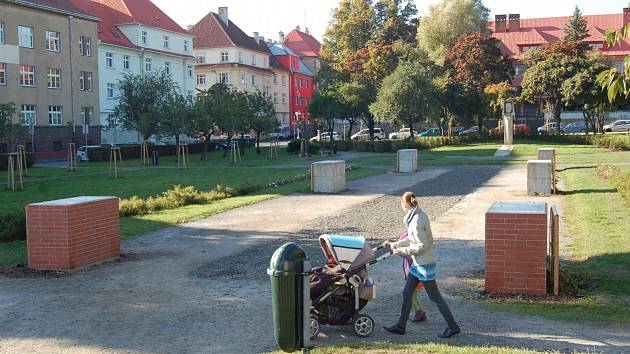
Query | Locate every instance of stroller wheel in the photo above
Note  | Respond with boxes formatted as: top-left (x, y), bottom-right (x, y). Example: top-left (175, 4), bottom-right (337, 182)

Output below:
top-left (353, 314), bottom-right (374, 337)
top-left (310, 315), bottom-right (321, 339)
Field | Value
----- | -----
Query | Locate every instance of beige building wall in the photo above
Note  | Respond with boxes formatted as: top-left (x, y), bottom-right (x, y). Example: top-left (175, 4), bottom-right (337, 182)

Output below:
top-left (0, 2), bottom-right (99, 153)
top-left (270, 68), bottom-right (290, 127)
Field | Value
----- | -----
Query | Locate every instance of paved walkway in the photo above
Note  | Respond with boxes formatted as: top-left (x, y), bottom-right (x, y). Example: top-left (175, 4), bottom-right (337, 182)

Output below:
top-left (0, 165), bottom-right (628, 353)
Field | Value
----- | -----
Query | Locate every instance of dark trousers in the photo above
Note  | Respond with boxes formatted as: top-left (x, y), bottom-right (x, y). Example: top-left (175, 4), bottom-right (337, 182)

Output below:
top-left (397, 276), bottom-right (459, 330)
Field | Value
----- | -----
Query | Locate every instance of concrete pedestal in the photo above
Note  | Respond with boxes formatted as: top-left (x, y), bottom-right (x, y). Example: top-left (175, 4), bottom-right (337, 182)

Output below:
top-left (396, 149), bottom-right (417, 173)
top-left (311, 160), bottom-right (345, 193)
top-left (26, 196), bottom-right (120, 270)
top-left (527, 160), bottom-right (553, 195)
top-left (537, 148), bottom-right (555, 164)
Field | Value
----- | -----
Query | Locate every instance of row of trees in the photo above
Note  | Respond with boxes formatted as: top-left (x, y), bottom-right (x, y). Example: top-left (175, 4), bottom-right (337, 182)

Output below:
top-left (113, 71), bottom-right (277, 159)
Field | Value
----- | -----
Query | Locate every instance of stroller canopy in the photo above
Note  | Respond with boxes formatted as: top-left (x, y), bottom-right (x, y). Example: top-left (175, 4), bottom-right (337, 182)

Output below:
top-left (319, 234), bottom-right (375, 272)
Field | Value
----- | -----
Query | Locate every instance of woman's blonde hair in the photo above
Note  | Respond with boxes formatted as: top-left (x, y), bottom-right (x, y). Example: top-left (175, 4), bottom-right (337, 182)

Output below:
top-left (401, 191), bottom-right (418, 210)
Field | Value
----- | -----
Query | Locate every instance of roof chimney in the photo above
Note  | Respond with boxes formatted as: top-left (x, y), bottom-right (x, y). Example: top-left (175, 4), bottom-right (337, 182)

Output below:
top-left (508, 14), bottom-right (520, 32)
top-left (186, 25), bottom-right (194, 31)
top-left (259, 35), bottom-right (265, 43)
top-left (624, 8), bottom-right (630, 25)
top-left (218, 7), bottom-right (228, 26)
top-left (296, 25), bottom-right (300, 31)
top-left (279, 31), bottom-right (285, 42)
top-left (254, 32), bottom-right (260, 44)
top-left (305, 27), bottom-right (309, 34)
top-left (494, 15), bottom-right (507, 33)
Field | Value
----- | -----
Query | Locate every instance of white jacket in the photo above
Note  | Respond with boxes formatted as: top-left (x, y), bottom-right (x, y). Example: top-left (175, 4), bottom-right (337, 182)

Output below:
top-left (392, 208), bottom-right (435, 265)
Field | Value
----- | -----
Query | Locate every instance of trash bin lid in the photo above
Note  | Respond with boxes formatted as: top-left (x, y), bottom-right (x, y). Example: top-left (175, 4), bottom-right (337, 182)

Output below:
top-left (267, 242), bottom-right (308, 276)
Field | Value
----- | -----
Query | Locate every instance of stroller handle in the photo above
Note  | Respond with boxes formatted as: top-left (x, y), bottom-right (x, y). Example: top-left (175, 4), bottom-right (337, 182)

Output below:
top-left (372, 244), bottom-right (385, 252)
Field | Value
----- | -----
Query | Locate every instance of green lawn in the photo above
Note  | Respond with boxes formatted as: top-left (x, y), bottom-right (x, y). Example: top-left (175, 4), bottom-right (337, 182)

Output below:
top-left (0, 147), bottom-right (383, 268)
top-left (272, 343), bottom-right (553, 354)
top-left (488, 166), bottom-right (630, 322)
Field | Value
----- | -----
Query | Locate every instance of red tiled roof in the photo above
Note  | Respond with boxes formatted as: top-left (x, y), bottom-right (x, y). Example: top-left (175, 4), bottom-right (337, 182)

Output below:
top-left (190, 12), bottom-right (269, 54)
top-left (11, 0), bottom-right (97, 20)
top-left (70, 0), bottom-right (188, 48)
top-left (491, 14), bottom-right (630, 60)
top-left (270, 56), bottom-right (289, 72)
top-left (284, 29), bottom-right (321, 57)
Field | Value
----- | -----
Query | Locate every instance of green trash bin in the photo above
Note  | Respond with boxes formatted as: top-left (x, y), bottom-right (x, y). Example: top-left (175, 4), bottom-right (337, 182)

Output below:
top-left (267, 242), bottom-right (311, 353)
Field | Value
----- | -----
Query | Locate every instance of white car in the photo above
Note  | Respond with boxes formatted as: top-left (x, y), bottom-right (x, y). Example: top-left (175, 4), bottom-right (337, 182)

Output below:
top-left (389, 128), bottom-right (418, 140)
top-left (310, 132), bottom-right (340, 142)
top-left (537, 122), bottom-right (558, 134)
top-left (603, 119), bottom-right (630, 132)
top-left (76, 145), bottom-right (102, 162)
top-left (351, 128), bottom-right (385, 141)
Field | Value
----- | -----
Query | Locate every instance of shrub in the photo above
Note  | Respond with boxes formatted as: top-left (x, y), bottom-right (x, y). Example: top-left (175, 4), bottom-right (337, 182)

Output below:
top-left (119, 196), bottom-right (148, 217)
top-left (145, 196), bottom-right (173, 212)
top-left (0, 211), bottom-right (26, 242)
top-left (233, 182), bottom-right (264, 196)
top-left (286, 139), bottom-right (322, 154)
top-left (161, 185), bottom-right (204, 207)
top-left (558, 266), bottom-right (592, 296)
top-left (0, 153), bottom-right (36, 171)
top-left (596, 164), bottom-right (622, 180)
top-left (610, 170), bottom-right (630, 203)
top-left (524, 134), bottom-right (629, 151)
top-left (85, 142), bottom-right (215, 162)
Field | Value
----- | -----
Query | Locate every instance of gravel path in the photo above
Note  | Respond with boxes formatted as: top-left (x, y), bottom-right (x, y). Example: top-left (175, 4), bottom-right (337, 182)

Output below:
top-left (0, 165), bottom-right (628, 353)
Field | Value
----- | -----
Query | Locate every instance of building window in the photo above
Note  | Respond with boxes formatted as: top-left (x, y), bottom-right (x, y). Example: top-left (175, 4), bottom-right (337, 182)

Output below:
top-left (238, 51), bottom-right (243, 63)
top-left (18, 26), bottom-right (33, 48)
top-left (514, 64), bottom-right (527, 76)
top-left (81, 106), bottom-right (94, 125)
top-left (0, 63), bottom-right (5, 85)
top-left (187, 64), bottom-right (193, 78)
top-left (240, 73), bottom-right (246, 85)
top-left (142, 31), bottom-right (148, 45)
top-left (295, 96), bottom-right (299, 105)
top-left (0, 22), bottom-right (4, 44)
top-left (218, 72), bottom-right (229, 84)
top-left (163, 35), bottom-right (169, 48)
top-left (48, 106), bottom-right (62, 125)
top-left (263, 57), bottom-right (267, 67)
top-left (79, 71), bottom-right (92, 91)
top-left (306, 80), bottom-right (309, 88)
top-left (106, 113), bottom-right (117, 128)
top-left (282, 93), bottom-right (286, 104)
top-left (196, 54), bottom-right (205, 64)
top-left (21, 105), bottom-right (36, 126)
top-left (251, 54), bottom-right (256, 65)
top-left (184, 40), bottom-right (189, 52)
top-left (221, 52), bottom-right (229, 62)
top-left (79, 36), bottom-right (91, 56)
top-left (299, 97), bottom-right (304, 105)
top-left (613, 61), bottom-right (624, 72)
top-left (106, 83), bottom-right (115, 98)
top-left (19, 65), bottom-right (35, 87)
top-left (123, 55), bottom-right (130, 70)
top-left (105, 52), bottom-right (114, 68)
top-left (273, 74), bottom-right (278, 85)
top-left (47, 68), bottom-right (61, 89)
top-left (305, 97), bottom-right (309, 106)
top-left (196, 74), bottom-right (206, 86)
top-left (521, 45), bottom-right (539, 53)
top-left (282, 76), bottom-right (286, 86)
top-left (590, 43), bottom-right (604, 50)
top-left (295, 77), bottom-right (298, 87)
top-left (145, 58), bottom-right (152, 72)
top-left (165, 62), bottom-right (171, 75)
top-left (273, 92), bottom-right (278, 103)
top-left (251, 74), bottom-right (256, 86)
top-left (46, 31), bottom-right (60, 52)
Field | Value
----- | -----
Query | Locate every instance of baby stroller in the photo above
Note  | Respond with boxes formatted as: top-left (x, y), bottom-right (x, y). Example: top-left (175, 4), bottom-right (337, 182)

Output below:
top-left (309, 234), bottom-right (392, 338)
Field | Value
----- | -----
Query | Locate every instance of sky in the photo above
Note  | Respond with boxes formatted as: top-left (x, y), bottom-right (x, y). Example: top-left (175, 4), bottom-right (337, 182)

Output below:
top-left (152, 0), bottom-right (630, 42)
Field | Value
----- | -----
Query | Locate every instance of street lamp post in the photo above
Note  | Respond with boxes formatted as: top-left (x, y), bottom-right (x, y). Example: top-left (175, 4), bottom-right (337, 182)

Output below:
top-left (295, 111), bottom-right (308, 159)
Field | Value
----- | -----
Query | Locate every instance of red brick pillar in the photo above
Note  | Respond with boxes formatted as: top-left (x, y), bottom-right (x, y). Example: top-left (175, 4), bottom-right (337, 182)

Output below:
top-left (26, 196), bottom-right (120, 270)
top-left (485, 201), bottom-right (548, 295)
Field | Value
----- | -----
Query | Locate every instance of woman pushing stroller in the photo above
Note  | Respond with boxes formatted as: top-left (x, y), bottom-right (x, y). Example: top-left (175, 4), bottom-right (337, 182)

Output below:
top-left (382, 191), bottom-right (460, 338)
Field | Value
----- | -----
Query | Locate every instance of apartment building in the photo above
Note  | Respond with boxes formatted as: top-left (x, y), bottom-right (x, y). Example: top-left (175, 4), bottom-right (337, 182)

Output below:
top-left (70, 0), bottom-right (196, 145)
top-left (268, 55), bottom-right (291, 135)
top-left (283, 26), bottom-right (322, 77)
top-left (0, 0), bottom-right (100, 156)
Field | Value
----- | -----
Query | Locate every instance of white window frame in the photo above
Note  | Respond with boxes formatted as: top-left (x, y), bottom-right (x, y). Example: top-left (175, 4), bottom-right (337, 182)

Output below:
top-left (251, 74), bottom-right (256, 86)
top-left (123, 55), bottom-right (130, 70)
top-left (273, 74), bottom-right (278, 85)
top-left (184, 40), bottom-right (189, 52)
top-left (79, 36), bottom-right (91, 56)
top-left (163, 35), bottom-right (169, 48)
top-left (21, 105), bottom-right (36, 126)
top-left (106, 113), bottom-right (118, 128)
top-left (238, 51), bottom-right (243, 63)
top-left (19, 65), bottom-right (35, 87)
top-left (80, 71), bottom-right (92, 91)
top-left (282, 76), bottom-right (286, 86)
top-left (47, 68), bottom-right (61, 89)
top-left (46, 31), bottom-right (60, 52)
top-left (221, 51), bottom-right (229, 62)
top-left (105, 52), bottom-right (113, 68)
top-left (81, 106), bottom-right (94, 125)
top-left (0, 22), bottom-right (4, 44)
top-left (282, 93), bottom-right (286, 104)
top-left (106, 83), bottom-right (115, 99)
top-left (196, 74), bottom-right (206, 86)
top-left (240, 73), bottom-right (246, 85)
top-left (306, 79), bottom-right (309, 88)
top-left (142, 31), bottom-right (148, 45)
top-left (273, 92), bottom-right (278, 103)
top-left (218, 72), bottom-right (229, 84)
top-left (145, 58), bottom-right (152, 72)
top-left (0, 63), bottom-right (6, 85)
top-left (165, 62), bottom-right (171, 75)
top-left (48, 106), bottom-right (63, 126)
top-left (196, 54), bottom-right (205, 64)
top-left (263, 57), bottom-right (267, 67)
top-left (187, 64), bottom-right (193, 78)
top-left (18, 26), bottom-right (33, 48)
top-left (251, 54), bottom-right (256, 65)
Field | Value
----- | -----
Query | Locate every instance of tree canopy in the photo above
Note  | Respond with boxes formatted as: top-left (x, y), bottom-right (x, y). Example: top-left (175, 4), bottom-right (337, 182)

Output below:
top-left (564, 6), bottom-right (590, 46)
top-left (247, 90), bottom-right (278, 153)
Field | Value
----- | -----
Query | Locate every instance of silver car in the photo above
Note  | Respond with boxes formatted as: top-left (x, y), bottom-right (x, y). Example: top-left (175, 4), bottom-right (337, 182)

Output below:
top-left (351, 128), bottom-right (385, 141)
top-left (603, 119), bottom-right (630, 133)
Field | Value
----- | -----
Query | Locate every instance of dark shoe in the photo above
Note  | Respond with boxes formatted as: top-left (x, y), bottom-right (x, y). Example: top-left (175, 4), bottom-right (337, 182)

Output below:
top-left (383, 324), bottom-right (405, 335)
top-left (410, 310), bottom-right (427, 322)
top-left (438, 327), bottom-right (460, 338)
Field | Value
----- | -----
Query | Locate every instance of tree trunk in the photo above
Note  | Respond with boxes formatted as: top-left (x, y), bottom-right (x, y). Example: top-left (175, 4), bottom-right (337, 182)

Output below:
top-left (347, 119), bottom-right (354, 140)
top-left (256, 132), bottom-right (261, 154)
top-left (582, 111), bottom-right (590, 136)
top-left (554, 100), bottom-right (562, 134)
top-left (329, 121), bottom-right (335, 142)
top-left (175, 134), bottom-right (181, 161)
top-left (201, 135), bottom-right (210, 161)
top-left (223, 134), bottom-right (231, 158)
top-left (408, 120), bottom-right (414, 139)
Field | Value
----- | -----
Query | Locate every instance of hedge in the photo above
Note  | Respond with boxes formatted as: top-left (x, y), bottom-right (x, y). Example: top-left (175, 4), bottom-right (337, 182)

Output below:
top-left (318, 135), bottom-right (496, 153)
top-left (286, 139), bottom-right (322, 154)
top-left (86, 142), bottom-right (216, 162)
top-left (0, 153), bottom-right (36, 171)
top-left (523, 134), bottom-right (630, 150)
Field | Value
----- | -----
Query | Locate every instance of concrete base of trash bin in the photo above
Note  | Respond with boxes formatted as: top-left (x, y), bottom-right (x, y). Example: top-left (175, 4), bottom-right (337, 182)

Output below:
top-left (527, 160), bottom-right (552, 195)
top-left (311, 160), bottom-right (345, 193)
top-left (537, 148), bottom-right (555, 163)
top-left (396, 149), bottom-right (417, 173)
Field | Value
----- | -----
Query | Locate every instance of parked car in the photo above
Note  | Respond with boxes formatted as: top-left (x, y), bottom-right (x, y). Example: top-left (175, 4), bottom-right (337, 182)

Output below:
top-left (216, 135), bottom-right (253, 150)
top-left (537, 122), bottom-right (558, 134)
top-left (459, 126), bottom-right (488, 136)
top-left (76, 145), bottom-right (102, 162)
top-left (270, 126), bottom-right (292, 140)
top-left (603, 119), bottom-right (630, 132)
top-left (451, 126), bottom-right (465, 135)
top-left (514, 124), bottom-right (531, 134)
top-left (419, 128), bottom-right (441, 137)
top-left (561, 121), bottom-right (588, 134)
top-left (389, 128), bottom-right (418, 140)
top-left (351, 128), bottom-right (385, 141)
top-left (310, 131), bottom-right (340, 142)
